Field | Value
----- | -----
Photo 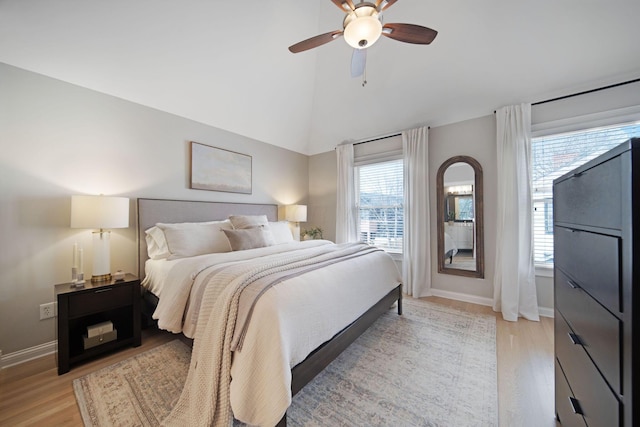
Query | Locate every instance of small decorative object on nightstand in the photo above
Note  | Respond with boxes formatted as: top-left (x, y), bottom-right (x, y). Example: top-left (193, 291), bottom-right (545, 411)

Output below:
top-left (55, 273), bottom-right (141, 375)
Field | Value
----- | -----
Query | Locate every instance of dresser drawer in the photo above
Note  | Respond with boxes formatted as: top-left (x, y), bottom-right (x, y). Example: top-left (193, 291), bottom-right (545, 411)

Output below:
top-left (555, 311), bottom-right (621, 427)
top-left (68, 285), bottom-right (133, 318)
top-left (556, 268), bottom-right (621, 394)
top-left (555, 359), bottom-right (587, 427)
top-left (554, 227), bottom-right (620, 314)
top-left (554, 155), bottom-right (622, 230)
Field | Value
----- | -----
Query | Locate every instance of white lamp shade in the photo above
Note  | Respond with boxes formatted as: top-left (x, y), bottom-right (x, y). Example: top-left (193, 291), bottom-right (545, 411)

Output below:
top-left (71, 195), bottom-right (129, 229)
top-left (285, 204), bottom-right (307, 222)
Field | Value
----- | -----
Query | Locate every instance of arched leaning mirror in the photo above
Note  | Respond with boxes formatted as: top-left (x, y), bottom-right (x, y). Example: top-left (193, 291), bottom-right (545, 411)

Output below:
top-left (436, 156), bottom-right (484, 278)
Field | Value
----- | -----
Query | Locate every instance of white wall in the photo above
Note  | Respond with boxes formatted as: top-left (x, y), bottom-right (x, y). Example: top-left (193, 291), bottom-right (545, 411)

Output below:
top-left (0, 63), bottom-right (309, 355)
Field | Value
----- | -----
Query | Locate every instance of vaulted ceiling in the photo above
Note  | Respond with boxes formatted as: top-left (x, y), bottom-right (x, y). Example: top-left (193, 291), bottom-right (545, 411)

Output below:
top-left (1, 1), bottom-right (639, 155)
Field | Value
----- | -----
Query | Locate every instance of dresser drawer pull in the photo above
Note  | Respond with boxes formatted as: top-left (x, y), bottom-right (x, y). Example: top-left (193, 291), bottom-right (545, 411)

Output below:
top-left (568, 396), bottom-right (584, 415)
top-left (567, 280), bottom-right (579, 289)
top-left (94, 288), bottom-right (113, 294)
top-left (568, 332), bottom-right (583, 345)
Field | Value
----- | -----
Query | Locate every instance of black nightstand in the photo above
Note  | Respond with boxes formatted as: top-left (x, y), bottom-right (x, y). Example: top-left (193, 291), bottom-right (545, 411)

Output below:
top-left (55, 274), bottom-right (141, 375)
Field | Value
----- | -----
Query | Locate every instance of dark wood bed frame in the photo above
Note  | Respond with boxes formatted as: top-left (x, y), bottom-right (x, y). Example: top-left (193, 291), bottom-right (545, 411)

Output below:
top-left (136, 198), bottom-right (402, 426)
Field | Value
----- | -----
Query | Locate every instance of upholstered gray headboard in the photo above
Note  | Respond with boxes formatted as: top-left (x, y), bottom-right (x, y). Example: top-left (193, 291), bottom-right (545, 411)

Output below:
top-left (137, 198), bottom-right (278, 279)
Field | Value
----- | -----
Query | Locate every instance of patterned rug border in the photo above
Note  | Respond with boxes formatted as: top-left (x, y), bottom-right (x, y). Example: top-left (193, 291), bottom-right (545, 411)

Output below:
top-left (73, 298), bottom-right (497, 427)
top-left (73, 340), bottom-right (192, 427)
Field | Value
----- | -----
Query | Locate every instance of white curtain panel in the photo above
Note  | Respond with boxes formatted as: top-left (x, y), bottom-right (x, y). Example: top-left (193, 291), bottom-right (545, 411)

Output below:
top-left (402, 127), bottom-right (431, 297)
top-left (493, 104), bottom-right (540, 321)
top-left (335, 143), bottom-right (358, 243)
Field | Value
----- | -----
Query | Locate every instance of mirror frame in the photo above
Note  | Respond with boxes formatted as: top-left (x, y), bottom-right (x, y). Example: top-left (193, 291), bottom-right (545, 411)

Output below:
top-left (436, 155), bottom-right (485, 278)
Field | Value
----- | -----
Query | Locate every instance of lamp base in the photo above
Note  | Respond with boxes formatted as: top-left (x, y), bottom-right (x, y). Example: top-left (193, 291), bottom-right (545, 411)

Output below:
top-left (289, 222), bottom-right (301, 241)
top-left (91, 230), bottom-right (112, 282)
top-left (91, 273), bottom-right (112, 282)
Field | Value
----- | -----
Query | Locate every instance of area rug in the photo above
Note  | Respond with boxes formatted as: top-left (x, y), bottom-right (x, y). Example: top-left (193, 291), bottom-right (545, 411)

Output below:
top-left (74, 298), bottom-right (497, 426)
top-left (73, 339), bottom-right (190, 426)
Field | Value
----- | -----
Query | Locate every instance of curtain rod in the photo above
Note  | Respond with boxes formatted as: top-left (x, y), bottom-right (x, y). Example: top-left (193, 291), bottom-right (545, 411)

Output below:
top-left (353, 132), bottom-right (401, 146)
top-left (532, 77), bottom-right (640, 106)
top-left (493, 77), bottom-right (640, 113)
top-left (338, 126), bottom-right (431, 149)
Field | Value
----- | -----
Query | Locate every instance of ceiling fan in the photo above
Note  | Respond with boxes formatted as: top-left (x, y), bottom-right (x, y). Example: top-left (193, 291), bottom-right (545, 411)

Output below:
top-left (288, 0), bottom-right (438, 81)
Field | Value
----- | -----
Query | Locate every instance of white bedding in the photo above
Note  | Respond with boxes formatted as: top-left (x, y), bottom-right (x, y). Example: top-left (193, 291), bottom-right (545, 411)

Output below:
top-left (145, 240), bottom-right (333, 336)
top-left (151, 240), bottom-right (402, 426)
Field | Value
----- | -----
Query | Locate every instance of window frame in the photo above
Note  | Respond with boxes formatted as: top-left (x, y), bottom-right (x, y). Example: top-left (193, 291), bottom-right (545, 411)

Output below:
top-left (354, 155), bottom-right (404, 254)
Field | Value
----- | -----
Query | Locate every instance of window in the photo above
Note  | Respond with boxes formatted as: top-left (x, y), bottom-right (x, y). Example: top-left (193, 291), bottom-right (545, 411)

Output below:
top-left (456, 196), bottom-right (474, 220)
top-left (356, 159), bottom-right (403, 253)
top-left (532, 121), bottom-right (640, 266)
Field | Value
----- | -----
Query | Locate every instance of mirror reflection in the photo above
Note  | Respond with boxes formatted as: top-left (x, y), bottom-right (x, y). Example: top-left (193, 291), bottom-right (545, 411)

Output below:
top-left (437, 156), bottom-right (484, 278)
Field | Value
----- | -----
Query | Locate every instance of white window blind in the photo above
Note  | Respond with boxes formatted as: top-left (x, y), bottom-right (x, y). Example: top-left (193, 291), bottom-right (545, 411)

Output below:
top-left (356, 159), bottom-right (403, 253)
top-left (532, 121), bottom-right (640, 266)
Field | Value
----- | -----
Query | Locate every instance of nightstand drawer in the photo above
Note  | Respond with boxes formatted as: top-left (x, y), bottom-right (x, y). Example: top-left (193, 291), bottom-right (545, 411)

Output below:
top-left (68, 285), bottom-right (132, 318)
top-left (56, 275), bottom-right (141, 375)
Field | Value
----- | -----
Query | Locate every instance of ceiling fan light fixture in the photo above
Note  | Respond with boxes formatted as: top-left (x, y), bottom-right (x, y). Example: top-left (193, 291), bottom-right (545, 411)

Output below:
top-left (343, 5), bottom-right (382, 49)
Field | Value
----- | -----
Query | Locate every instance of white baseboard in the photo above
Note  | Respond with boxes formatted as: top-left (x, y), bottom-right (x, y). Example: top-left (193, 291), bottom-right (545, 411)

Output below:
top-left (0, 340), bottom-right (57, 369)
top-left (429, 288), bottom-right (494, 307)
top-left (429, 288), bottom-right (554, 318)
top-left (537, 306), bottom-right (555, 318)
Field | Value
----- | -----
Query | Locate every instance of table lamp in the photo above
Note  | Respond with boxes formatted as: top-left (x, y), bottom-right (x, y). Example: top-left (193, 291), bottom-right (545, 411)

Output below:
top-left (71, 195), bottom-right (129, 282)
top-left (285, 204), bottom-right (307, 241)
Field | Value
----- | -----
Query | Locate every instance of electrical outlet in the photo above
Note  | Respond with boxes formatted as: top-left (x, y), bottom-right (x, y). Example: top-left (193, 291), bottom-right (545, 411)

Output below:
top-left (39, 302), bottom-right (56, 320)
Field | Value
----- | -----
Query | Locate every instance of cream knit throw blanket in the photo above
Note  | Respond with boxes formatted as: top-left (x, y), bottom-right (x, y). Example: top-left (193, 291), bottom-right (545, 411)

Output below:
top-left (161, 243), bottom-right (375, 427)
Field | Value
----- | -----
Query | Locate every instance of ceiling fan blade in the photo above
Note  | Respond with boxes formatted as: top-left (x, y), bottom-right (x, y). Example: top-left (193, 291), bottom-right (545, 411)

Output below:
top-left (382, 23), bottom-right (438, 44)
top-left (351, 48), bottom-right (367, 78)
top-left (375, 0), bottom-right (398, 11)
top-left (330, 0), bottom-right (355, 12)
top-left (288, 30), bottom-right (343, 53)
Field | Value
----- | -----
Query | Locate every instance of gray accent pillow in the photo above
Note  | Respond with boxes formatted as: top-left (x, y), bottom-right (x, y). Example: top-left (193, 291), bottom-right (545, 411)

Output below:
top-left (222, 227), bottom-right (274, 251)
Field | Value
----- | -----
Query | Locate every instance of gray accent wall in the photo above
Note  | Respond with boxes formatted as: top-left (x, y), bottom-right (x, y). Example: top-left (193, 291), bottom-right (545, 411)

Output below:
top-left (0, 63), bottom-right (309, 355)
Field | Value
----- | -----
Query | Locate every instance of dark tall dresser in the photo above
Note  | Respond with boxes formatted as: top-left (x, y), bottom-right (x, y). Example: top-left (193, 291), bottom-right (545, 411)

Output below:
top-left (553, 137), bottom-right (639, 426)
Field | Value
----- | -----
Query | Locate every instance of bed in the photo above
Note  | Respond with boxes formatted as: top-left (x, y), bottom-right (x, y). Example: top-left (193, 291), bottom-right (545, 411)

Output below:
top-left (136, 198), bottom-right (403, 427)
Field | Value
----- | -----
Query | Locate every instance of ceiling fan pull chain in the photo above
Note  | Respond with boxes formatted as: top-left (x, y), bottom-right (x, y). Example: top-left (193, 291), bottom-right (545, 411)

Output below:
top-left (362, 63), bottom-right (367, 87)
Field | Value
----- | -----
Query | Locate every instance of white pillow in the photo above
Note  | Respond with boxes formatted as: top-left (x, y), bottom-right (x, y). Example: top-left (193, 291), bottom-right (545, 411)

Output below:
top-left (229, 214), bottom-right (269, 230)
top-left (145, 226), bottom-right (171, 260)
top-left (156, 220), bottom-right (233, 259)
top-left (268, 221), bottom-right (294, 244)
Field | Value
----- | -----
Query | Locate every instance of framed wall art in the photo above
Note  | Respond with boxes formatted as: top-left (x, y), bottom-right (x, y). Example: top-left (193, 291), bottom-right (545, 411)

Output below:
top-left (190, 142), bottom-right (252, 194)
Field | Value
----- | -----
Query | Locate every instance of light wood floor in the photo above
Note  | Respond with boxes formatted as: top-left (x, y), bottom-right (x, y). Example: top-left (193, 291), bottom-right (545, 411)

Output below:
top-left (0, 297), bottom-right (556, 427)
